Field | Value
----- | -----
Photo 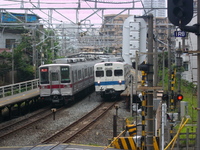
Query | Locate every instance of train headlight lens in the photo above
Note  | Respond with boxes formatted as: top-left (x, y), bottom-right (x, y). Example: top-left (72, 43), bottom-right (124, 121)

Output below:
top-left (98, 81), bottom-right (100, 84)
top-left (41, 86), bottom-right (47, 89)
top-left (64, 85), bottom-right (70, 88)
top-left (119, 80), bottom-right (122, 84)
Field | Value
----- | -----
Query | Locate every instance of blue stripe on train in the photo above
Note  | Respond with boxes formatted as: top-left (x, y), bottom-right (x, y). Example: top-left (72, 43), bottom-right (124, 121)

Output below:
top-left (95, 81), bottom-right (125, 86)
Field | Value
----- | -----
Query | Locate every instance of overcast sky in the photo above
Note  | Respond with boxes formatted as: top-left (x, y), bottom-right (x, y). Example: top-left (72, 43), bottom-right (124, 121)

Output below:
top-left (1, 0), bottom-right (143, 27)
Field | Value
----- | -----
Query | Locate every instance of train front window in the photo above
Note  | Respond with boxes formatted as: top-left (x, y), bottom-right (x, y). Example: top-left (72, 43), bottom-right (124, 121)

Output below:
top-left (106, 70), bottom-right (112, 77)
top-left (61, 66), bottom-right (70, 83)
top-left (40, 68), bottom-right (49, 84)
top-left (114, 69), bottom-right (123, 76)
top-left (96, 71), bottom-right (104, 77)
top-left (51, 72), bottom-right (59, 81)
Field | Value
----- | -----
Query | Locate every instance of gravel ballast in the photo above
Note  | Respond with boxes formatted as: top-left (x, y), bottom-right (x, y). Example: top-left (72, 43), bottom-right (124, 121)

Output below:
top-left (0, 92), bottom-right (131, 147)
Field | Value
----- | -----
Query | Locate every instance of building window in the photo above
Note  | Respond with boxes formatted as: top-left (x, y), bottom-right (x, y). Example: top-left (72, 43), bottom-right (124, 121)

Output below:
top-left (6, 39), bottom-right (15, 49)
top-left (183, 62), bottom-right (189, 71)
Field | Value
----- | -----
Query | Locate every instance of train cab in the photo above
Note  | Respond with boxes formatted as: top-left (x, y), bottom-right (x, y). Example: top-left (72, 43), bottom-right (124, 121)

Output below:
top-left (94, 62), bottom-right (131, 99)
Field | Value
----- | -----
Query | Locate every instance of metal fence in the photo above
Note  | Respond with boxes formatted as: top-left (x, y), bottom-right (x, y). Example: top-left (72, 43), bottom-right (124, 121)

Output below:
top-left (0, 79), bottom-right (39, 98)
top-left (175, 128), bottom-right (196, 149)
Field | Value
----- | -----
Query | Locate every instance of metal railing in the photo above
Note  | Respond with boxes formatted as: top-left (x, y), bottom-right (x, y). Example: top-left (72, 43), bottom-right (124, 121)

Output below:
top-left (0, 79), bottom-right (39, 98)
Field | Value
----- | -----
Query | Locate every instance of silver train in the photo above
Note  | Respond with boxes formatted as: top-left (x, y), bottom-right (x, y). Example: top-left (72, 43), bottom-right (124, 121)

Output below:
top-left (39, 57), bottom-right (100, 105)
top-left (94, 61), bottom-right (132, 99)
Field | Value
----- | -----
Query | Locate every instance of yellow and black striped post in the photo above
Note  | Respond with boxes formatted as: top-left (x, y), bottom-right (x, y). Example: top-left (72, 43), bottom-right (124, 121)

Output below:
top-left (126, 124), bottom-right (137, 136)
top-left (141, 70), bottom-right (147, 149)
top-left (113, 137), bottom-right (137, 150)
top-left (170, 69), bottom-right (176, 139)
top-left (170, 70), bottom-right (176, 112)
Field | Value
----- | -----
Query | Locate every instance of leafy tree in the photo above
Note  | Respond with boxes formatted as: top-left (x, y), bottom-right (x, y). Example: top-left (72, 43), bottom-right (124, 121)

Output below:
top-left (14, 35), bottom-right (34, 81)
top-left (0, 51), bottom-right (12, 84)
top-left (38, 29), bottom-right (60, 65)
top-left (15, 30), bottom-right (58, 81)
top-left (0, 27), bottom-right (60, 84)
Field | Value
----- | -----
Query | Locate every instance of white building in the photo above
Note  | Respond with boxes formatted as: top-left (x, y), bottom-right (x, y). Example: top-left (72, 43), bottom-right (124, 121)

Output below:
top-left (0, 32), bottom-right (21, 49)
top-left (177, 15), bottom-right (198, 84)
top-left (122, 16), bottom-right (147, 65)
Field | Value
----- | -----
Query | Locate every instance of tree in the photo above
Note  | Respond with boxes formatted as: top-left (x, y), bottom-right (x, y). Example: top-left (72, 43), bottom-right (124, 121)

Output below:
top-left (14, 35), bottom-right (35, 81)
top-left (0, 51), bottom-right (12, 85)
top-left (0, 27), bottom-right (61, 84)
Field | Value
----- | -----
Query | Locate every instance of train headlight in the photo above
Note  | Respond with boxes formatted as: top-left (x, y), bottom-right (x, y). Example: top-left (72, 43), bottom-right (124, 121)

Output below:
top-left (41, 86), bottom-right (47, 89)
top-left (118, 80), bottom-right (122, 84)
top-left (64, 84), bottom-right (70, 88)
top-left (98, 81), bottom-right (100, 85)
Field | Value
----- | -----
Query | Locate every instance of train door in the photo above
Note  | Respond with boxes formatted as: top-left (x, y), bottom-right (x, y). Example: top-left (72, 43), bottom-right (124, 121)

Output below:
top-left (113, 64), bottom-right (124, 91)
top-left (39, 67), bottom-right (51, 97)
top-left (105, 66), bottom-right (113, 90)
top-left (50, 70), bottom-right (60, 95)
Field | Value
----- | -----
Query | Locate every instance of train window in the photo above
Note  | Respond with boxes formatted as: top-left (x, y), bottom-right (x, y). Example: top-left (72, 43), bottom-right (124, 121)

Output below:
top-left (82, 69), bottom-right (84, 78)
top-left (89, 67), bottom-right (92, 76)
top-left (88, 68), bottom-right (90, 76)
top-left (106, 70), bottom-right (112, 77)
top-left (75, 70), bottom-right (77, 81)
top-left (51, 72), bottom-right (59, 81)
top-left (78, 70), bottom-right (81, 80)
top-left (92, 68), bottom-right (94, 75)
top-left (114, 69), bottom-right (123, 76)
top-left (85, 68), bottom-right (88, 77)
top-left (60, 66), bottom-right (70, 83)
top-left (72, 71), bottom-right (74, 83)
top-left (96, 71), bottom-right (104, 77)
top-left (40, 67), bottom-right (49, 84)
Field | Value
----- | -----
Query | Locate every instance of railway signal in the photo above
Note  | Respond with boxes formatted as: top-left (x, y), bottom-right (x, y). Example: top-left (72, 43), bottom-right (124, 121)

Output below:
top-left (138, 63), bottom-right (150, 72)
top-left (162, 94), bottom-right (169, 102)
top-left (177, 94), bottom-right (183, 101)
top-left (167, 0), bottom-right (193, 26)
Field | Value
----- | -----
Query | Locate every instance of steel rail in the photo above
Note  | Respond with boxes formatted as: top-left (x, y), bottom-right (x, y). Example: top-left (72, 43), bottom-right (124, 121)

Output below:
top-left (42, 101), bottom-right (117, 144)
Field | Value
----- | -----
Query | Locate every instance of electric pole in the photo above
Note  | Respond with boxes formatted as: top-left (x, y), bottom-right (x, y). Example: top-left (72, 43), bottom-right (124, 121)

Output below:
top-left (196, 0), bottom-right (200, 149)
top-left (146, 14), bottom-right (154, 150)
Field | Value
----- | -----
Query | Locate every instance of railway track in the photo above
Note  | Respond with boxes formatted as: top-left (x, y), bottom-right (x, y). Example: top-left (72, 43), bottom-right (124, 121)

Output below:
top-left (41, 101), bottom-right (117, 144)
top-left (0, 106), bottom-right (64, 139)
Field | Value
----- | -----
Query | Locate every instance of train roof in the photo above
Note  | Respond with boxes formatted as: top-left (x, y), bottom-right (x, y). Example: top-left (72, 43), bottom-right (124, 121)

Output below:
top-left (39, 59), bottom-right (101, 68)
top-left (94, 61), bottom-right (127, 66)
top-left (100, 57), bottom-right (124, 62)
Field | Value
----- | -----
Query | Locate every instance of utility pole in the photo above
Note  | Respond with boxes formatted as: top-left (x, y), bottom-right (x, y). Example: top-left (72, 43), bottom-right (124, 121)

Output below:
top-left (32, 29), bottom-right (36, 79)
top-left (146, 14), bottom-right (154, 150)
top-left (167, 24), bottom-right (172, 108)
top-left (11, 43), bottom-right (14, 84)
top-left (177, 42), bottom-right (182, 94)
top-left (196, 0), bottom-right (200, 149)
top-left (153, 34), bottom-right (158, 98)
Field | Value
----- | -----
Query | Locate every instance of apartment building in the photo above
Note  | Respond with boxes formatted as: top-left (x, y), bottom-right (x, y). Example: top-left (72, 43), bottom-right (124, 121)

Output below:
top-left (100, 14), bottom-right (131, 53)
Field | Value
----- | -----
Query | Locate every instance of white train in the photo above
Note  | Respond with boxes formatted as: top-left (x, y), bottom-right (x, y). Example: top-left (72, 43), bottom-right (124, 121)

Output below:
top-left (94, 61), bottom-right (132, 99)
top-left (39, 58), bottom-right (100, 105)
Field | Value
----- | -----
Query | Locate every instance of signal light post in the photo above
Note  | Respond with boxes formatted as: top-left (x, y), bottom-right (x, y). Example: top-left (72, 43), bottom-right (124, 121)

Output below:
top-left (167, 0), bottom-right (200, 149)
top-left (196, 1), bottom-right (200, 149)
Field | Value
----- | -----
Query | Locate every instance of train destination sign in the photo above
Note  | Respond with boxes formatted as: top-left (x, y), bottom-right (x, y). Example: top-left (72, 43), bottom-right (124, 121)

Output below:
top-left (174, 31), bottom-right (187, 37)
